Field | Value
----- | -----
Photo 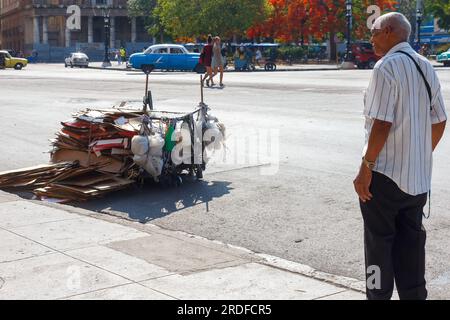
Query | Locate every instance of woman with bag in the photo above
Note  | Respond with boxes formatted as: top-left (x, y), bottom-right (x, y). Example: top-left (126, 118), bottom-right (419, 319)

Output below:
top-left (200, 35), bottom-right (214, 87)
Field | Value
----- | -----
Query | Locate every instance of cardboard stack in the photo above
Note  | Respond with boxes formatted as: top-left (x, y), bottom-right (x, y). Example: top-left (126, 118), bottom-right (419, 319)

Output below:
top-left (0, 107), bottom-right (148, 203)
top-left (51, 108), bottom-right (147, 174)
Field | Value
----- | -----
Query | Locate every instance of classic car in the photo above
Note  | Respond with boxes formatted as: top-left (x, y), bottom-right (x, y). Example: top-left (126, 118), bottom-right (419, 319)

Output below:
top-left (128, 44), bottom-right (202, 72)
top-left (65, 52), bottom-right (89, 68)
top-left (0, 50), bottom-right (28, 70)
top-left (437, 48), bottom-right (450, 67)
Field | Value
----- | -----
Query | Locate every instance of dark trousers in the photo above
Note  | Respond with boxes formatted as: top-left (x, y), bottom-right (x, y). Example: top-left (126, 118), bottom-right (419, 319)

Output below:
top-left (360, 171), bottom-right (428, 300)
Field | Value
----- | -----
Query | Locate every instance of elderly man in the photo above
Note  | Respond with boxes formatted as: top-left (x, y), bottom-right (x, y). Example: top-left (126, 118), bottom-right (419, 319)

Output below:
top-left (353, 12), bottom-right (447, 300)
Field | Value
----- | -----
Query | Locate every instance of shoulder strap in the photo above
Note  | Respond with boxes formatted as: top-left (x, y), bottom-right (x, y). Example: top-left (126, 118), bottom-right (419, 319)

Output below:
top-left (397, 50), bottom-right (432, 110)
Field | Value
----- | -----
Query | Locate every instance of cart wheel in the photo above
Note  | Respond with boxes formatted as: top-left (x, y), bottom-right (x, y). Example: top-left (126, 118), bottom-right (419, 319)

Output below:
top-left (195, 165), bottom-right (203, 180)
top-left (174, 175), bottom-right (183, 187)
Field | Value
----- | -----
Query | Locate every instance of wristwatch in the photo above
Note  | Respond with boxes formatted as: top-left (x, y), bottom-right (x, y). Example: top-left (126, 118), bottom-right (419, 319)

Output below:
top-left (362, 156), bottom-right (375, 170)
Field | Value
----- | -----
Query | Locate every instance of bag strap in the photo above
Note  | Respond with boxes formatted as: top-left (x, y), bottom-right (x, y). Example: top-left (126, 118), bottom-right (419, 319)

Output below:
top-left (398, 50), bottom-right (433, 219)
top-left (397, 50), bottom-right (432, 110)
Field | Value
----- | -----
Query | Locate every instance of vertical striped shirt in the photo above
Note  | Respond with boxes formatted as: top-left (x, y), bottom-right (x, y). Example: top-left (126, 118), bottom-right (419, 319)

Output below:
top-left (363, 42), bottom-right (447, 196)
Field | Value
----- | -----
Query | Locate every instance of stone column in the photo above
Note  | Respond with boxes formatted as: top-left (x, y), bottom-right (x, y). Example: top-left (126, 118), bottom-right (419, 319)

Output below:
top-left (88, 16), bottom-right (94, 43)
top-left (33, 16), bottom-right (40, 45)
top-left (131, 17), bottom-right (136, 43)
top-left (110, 16), bottom-right (115, 49)
top-left (42, 17), bottom-right (48, 45)
top-left (65, 27), bottom-right (71, 47)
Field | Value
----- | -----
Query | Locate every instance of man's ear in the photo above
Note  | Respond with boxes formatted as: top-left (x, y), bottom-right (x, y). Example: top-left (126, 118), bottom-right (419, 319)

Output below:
top-left (384, 25), bottom-right (393, 37)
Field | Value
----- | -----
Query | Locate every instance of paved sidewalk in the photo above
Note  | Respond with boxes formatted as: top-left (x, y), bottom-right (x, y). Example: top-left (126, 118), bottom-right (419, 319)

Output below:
top-left (0, 190), bottom-right (365, 300)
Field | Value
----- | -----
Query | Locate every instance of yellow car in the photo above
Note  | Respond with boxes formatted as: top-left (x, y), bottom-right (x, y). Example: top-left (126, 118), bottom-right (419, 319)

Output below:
top-left (0, 50), bottom-right (28, 70)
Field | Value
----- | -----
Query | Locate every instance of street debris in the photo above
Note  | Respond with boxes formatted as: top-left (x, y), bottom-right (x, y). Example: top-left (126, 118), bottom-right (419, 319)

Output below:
top-left (0, 104), bottom-right (225, 203)
top-left (0, 69), bottom-right (225, 204)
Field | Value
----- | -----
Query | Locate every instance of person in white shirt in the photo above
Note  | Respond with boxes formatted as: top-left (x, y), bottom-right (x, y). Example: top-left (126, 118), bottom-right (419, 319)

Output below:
top-left (255, 48), bottom-right (262, 67)
top-left (353, 12), bottom-right (447, 300)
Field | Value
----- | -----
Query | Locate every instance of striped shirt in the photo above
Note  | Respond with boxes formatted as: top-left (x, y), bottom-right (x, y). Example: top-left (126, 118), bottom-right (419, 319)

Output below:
top-left (363, 42), bottom-right (447, 196)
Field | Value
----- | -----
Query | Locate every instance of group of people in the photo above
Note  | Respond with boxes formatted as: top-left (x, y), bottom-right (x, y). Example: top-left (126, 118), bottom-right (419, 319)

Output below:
top-left (200, 35), bottom-right (225, 88)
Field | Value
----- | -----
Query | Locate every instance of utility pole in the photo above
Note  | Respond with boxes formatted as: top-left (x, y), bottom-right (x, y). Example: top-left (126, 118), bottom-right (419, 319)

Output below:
top-left (341, 0), bottom-right (355, 69)
top-left (102, 9), bottom-right (112, 68)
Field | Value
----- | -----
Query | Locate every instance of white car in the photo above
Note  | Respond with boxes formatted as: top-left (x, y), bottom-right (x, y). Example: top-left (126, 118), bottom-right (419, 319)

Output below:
top-left (65, 52), bottom-right (89, 68)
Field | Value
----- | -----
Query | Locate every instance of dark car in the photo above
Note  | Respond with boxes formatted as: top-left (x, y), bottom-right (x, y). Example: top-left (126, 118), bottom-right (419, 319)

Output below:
top-left (352, 42), bottom-right (380, 69)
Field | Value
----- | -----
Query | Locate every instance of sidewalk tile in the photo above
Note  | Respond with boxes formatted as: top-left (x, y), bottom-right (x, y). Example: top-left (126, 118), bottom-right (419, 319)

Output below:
top-left (0, 201), bottom-right (79, 229)
top-left (0, 253), bottom-right (129, 299)
top-left (0, 229), bottom-right (55, 263)
top-left (64, 283), bottom-right (174, 300)
top-left (107, 234), bottom-right (248, 274)
top-left (65, 246), bottom-right (173, 282)
top-left (8, 216), bottom-right (147, 251)
top-left (141, 262), bottom-right (343, 300)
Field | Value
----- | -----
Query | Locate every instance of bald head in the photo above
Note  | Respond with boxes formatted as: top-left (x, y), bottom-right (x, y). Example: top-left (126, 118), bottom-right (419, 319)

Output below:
top-left (373, 12), bottom-right (411, 42)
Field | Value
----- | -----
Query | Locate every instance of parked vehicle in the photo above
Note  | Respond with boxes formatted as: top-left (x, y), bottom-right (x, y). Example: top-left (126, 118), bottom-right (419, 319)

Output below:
top-left (64, 52), bottom-right (89, 68)
top-left (232, 43), bottom-right (278, 71)
top-left (128, 44), bottom-right (202, 72)
top-left (0, 50), bottom-right (28, 70)
top-left (352, 42), bottom-right (379, 69)
top-left (437, 48), bottom-right (450, 67)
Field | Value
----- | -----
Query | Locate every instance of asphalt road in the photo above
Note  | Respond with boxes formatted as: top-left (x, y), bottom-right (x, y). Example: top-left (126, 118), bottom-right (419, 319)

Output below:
top-left (1, 64), bottom-right (450, 299)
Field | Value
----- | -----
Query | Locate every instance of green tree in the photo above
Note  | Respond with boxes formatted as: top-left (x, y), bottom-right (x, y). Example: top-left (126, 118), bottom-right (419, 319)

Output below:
top-left (127, 0), bottom-right (168, 43)
top-left (155, 0), bottom-right (269, 41)
top-left (426, 0), bottom-right (450, 30)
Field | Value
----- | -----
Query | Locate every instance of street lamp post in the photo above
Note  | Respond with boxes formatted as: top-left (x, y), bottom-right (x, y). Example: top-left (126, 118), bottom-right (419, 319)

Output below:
top-left (342, 0), bottom-right (354, 69)
top-left (102, 13), bottom-right (112, 68)
top-left (416, 9), bottom-right (423, 48)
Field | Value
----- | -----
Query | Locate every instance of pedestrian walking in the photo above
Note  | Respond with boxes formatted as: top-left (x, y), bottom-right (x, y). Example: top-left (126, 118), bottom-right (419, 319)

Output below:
top-left (115, 50), bottom-right (121, 65)
top-left (255, 47), bottom-right (263, 67)
top-left (211, 36), bottom-right (225, 87)
top-left (120, 46), bottom-right (126, 64)
top-left (353, 12), bottom-right (447, 300)
top-left (200, 35), bottom-right (214, 87)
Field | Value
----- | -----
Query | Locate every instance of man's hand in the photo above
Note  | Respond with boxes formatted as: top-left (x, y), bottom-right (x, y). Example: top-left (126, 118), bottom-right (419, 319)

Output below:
top-left (432, 121), bottom-right (446, 151)
top-left (353, 164), bottom-right (373, 202)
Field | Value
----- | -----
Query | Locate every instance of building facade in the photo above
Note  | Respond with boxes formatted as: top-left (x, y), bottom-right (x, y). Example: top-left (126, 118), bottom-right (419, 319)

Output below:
top-left (0, 0), bottom-right (152, 61)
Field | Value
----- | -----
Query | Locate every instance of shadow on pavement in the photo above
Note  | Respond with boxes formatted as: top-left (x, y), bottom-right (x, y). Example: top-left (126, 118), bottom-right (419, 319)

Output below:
top-left (74, 178), bottom-right (233, 223)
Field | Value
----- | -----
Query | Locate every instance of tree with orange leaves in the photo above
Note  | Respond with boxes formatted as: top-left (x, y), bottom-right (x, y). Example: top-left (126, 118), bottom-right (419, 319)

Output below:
top-left (248, 0), bottom-right (398, 59)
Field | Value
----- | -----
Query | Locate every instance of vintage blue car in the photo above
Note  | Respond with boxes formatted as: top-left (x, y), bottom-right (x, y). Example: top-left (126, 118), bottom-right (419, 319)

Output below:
top-left (129, 44), bottom-right (202, 72)
top-left (437, 48), bottom-right (450, 67)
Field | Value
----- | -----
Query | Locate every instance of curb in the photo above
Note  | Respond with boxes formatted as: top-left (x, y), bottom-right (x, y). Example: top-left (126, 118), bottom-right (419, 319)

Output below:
top-left (156, 227), bottom-right (367, 294)
top-left (69, 201), bottom-right (367, 294)
top-left (0, 192), bottom-right (366, 295)
top-left (87, 66), bottom-right (341, 73)
top-left (88, 64), bottom-right (448, 73)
